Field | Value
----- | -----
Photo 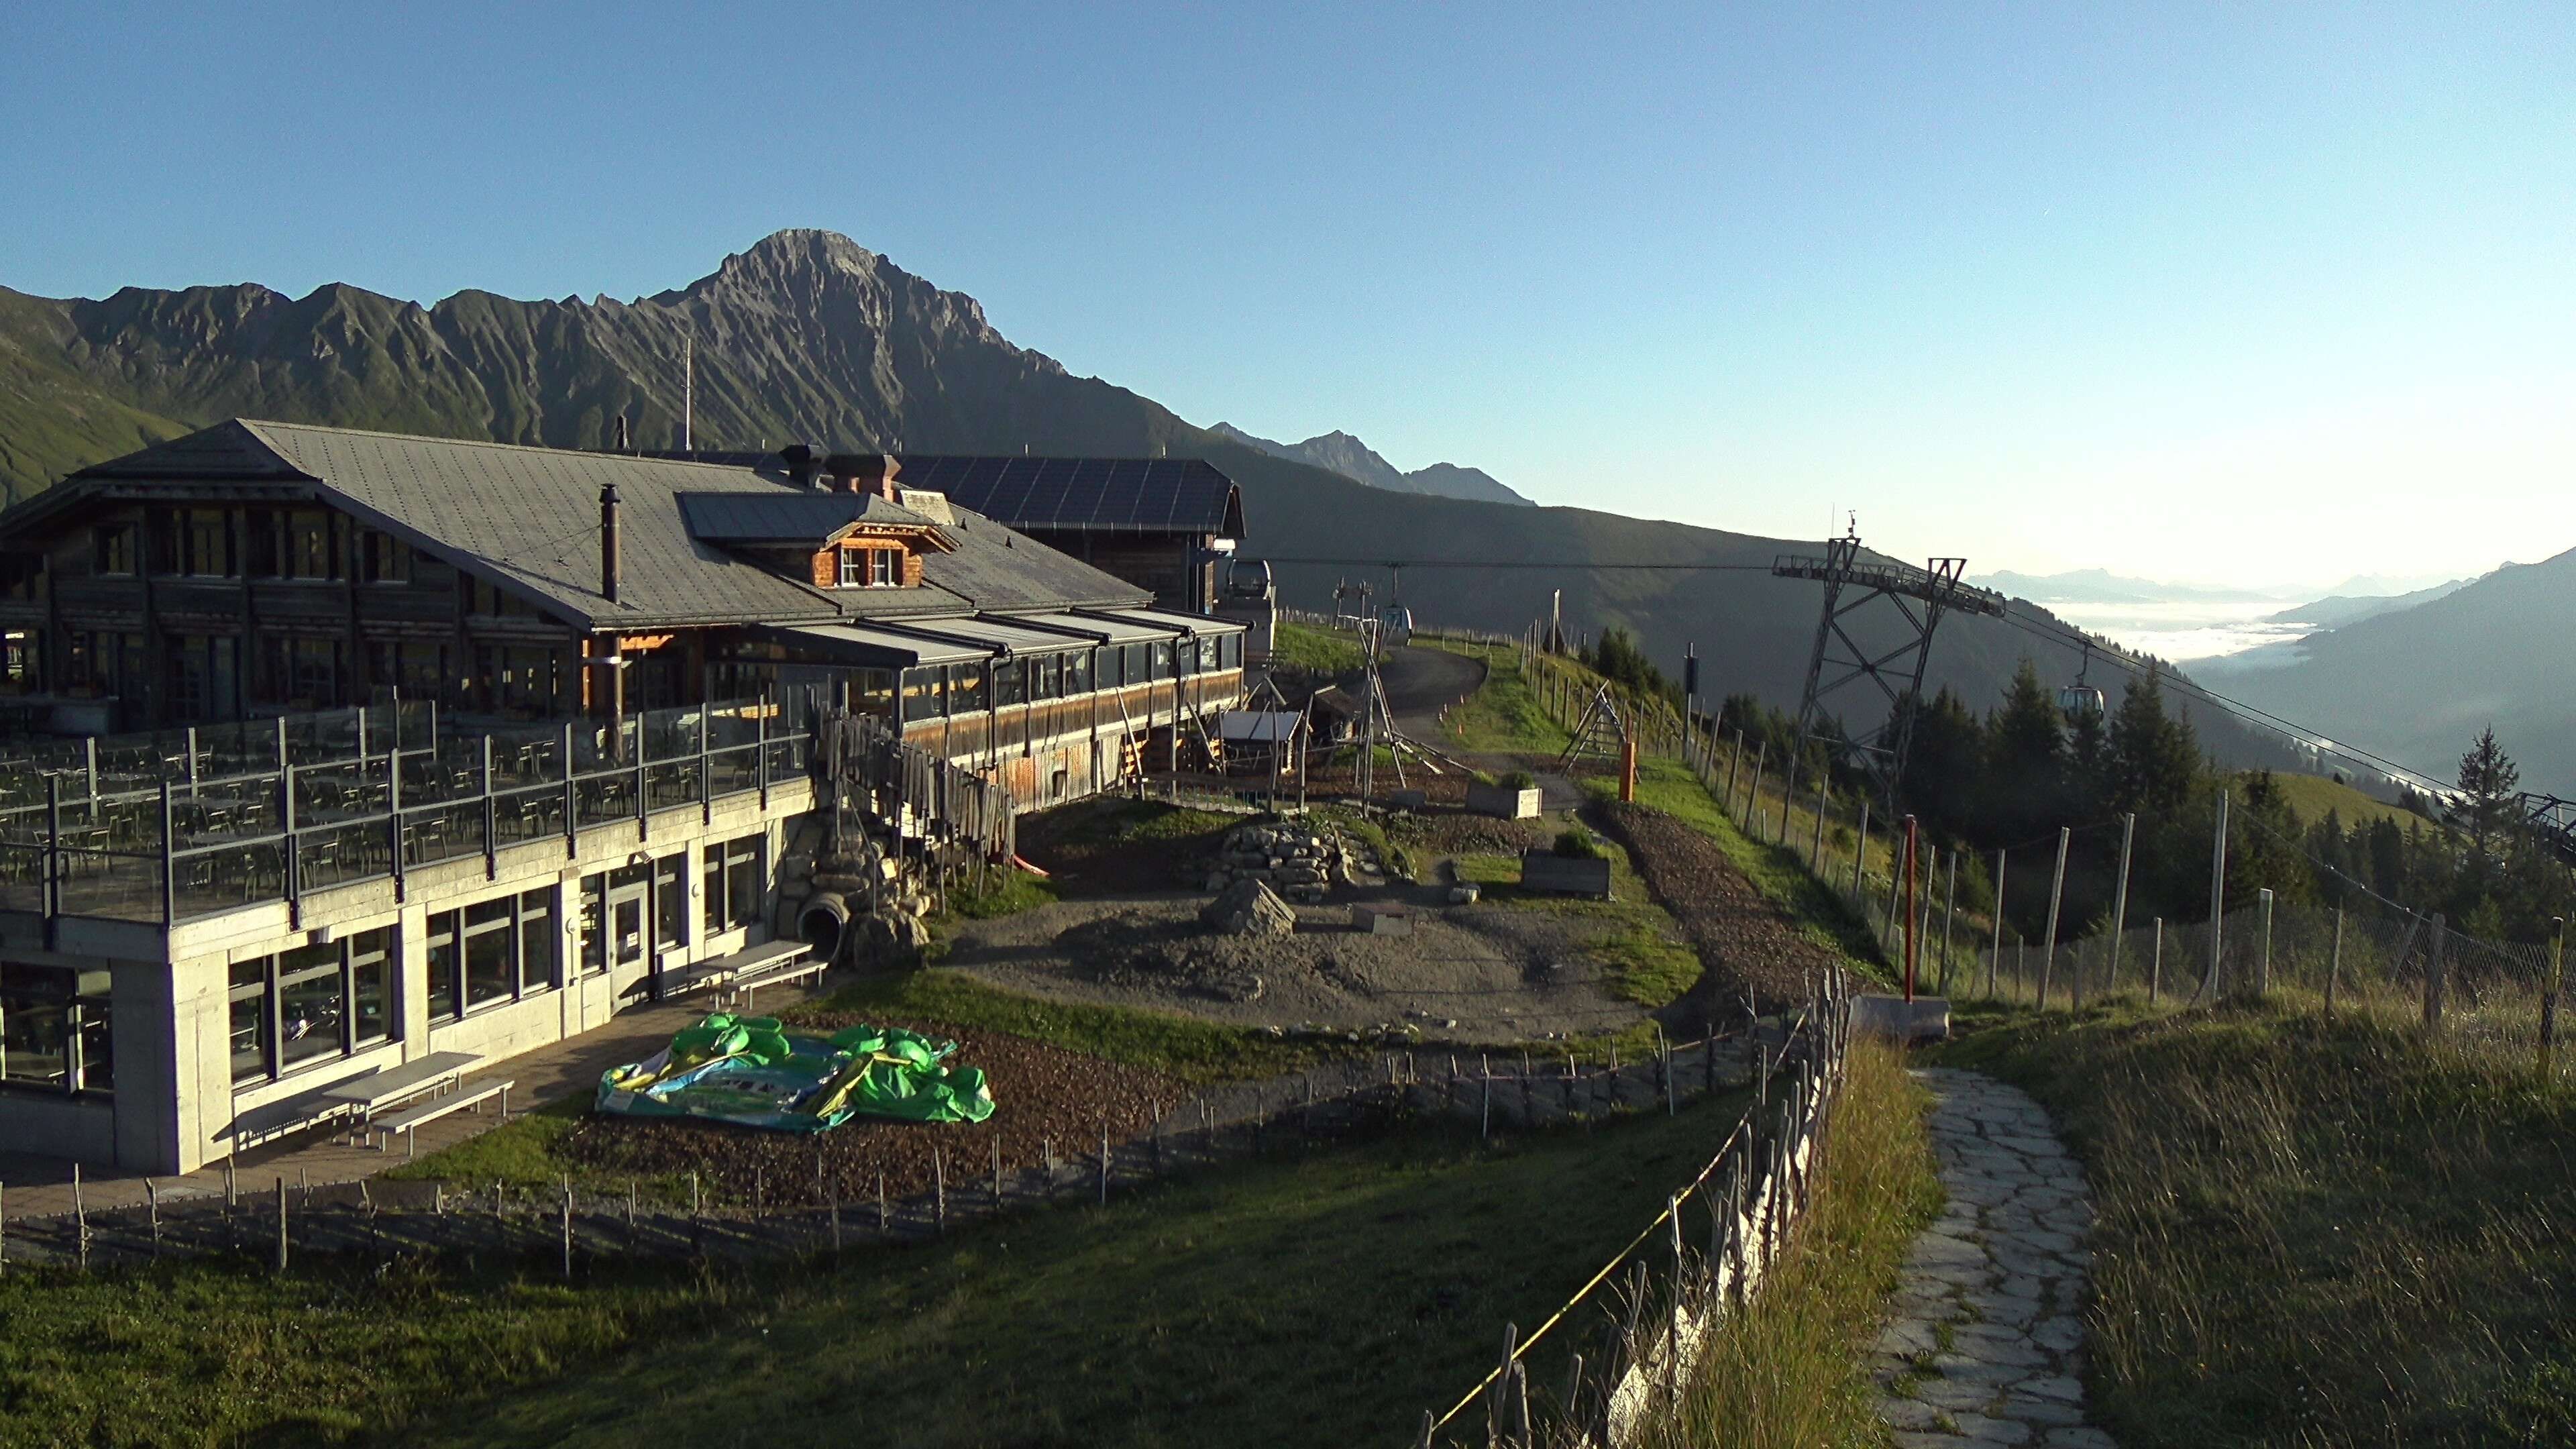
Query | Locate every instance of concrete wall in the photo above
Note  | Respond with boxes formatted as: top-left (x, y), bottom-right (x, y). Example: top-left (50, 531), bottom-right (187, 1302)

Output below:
top-left (0, 780), bottom-right (816, 1175)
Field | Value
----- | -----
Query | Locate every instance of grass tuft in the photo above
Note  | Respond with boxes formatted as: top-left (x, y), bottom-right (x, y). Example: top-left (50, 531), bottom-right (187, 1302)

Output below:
top-left (1644, 1034), bottom-right (1941, 1448)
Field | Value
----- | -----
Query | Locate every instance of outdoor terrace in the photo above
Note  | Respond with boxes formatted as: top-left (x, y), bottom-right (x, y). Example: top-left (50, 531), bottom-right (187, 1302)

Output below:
top-left (0, 698), bottom-right (812, 928)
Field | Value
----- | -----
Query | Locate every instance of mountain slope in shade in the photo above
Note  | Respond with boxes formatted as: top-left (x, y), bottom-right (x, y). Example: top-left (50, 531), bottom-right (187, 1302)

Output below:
top-left (1209, 421), bottom-right (1531, 505)
top-left (0, 228), bottom-right (2310, 772)
top-left (2263, 578), bottom-right (2470, 629)
top-left (2208, 549), bottom-right (2576, 794)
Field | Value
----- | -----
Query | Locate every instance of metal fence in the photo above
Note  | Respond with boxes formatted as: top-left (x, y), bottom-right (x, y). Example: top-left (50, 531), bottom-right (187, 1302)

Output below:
top-left (0, 698), bottom-right (810, 927)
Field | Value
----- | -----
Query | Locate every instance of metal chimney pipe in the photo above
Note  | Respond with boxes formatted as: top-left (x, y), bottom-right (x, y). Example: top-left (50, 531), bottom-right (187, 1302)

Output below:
top-left (599, 481), bottom-right (621, 603)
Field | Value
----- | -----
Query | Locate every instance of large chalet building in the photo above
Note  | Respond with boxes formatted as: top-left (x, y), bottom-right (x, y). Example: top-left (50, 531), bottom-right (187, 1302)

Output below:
top-left (0, 421), bottom-right (1247, 1174)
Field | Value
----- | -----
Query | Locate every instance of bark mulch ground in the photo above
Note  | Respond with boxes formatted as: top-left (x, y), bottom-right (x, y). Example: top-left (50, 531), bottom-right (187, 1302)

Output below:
top-left (547, 1012), bottom-right (1187, 1208)
top-left (1592, 800), bottom-right (1847, 1024)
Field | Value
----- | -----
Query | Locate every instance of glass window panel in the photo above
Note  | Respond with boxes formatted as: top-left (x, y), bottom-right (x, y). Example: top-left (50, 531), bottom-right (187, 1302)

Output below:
top-left (993, 659), bottom-right (1025, 707)
top-left (654, 857), bottom-right (686, 950)
top-left (427, 911), bottom-right (460, 1020)
top-left (580, 874), bottom-right (607, 974)
top-left (74, 994), bottom-right (112, 1093)
top-left (1, 963), bottom-right (72, 1089)
top-left (1150, 641), bottom-right (1173, 680)
top-left (702, 847), bottom-right (723, 934)
top-left (947, 663), bottom-right (985, 715)
top-left (1067, 649), bottom-right (1092, 695)
top-left (902, 667), bottom-right (944, 722)
top-left (277, 942), bottom-right (345, 1069)
top-left (520, 889), bottom-right (558, 992)
top-left (350, 928), bottom-right (392, 1046)
top-left (464, 897), bottom-right (513, 1007)
top-left (228, 957), bottom-right (274, 1083)
top-left (1124, 643), bottom-right (1149, 683)
top-left (727, 839), bottom-right (761, 930)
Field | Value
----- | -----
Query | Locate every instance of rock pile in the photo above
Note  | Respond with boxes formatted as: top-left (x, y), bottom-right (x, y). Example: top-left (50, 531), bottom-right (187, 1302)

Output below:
top-left (1200, 878), bottom-right (1298, 937)
top-left (1200, 820), bottom-right (1344, 904)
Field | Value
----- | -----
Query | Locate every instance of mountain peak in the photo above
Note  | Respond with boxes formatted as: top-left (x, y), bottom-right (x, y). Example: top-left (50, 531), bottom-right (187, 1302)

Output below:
top-left (1210, 422), bottom-right (1532, 506)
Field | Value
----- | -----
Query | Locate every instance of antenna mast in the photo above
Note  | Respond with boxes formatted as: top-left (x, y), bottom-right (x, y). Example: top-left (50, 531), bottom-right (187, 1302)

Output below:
top-left (682, 334), bottom-right (694, 451)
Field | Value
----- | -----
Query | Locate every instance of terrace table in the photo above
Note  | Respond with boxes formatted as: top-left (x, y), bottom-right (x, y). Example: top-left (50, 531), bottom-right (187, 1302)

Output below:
top-left (318, 1050), bottom-right (483, 1128)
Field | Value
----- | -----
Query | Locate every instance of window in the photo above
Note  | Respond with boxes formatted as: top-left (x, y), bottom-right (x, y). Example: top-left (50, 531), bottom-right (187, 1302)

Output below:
top-left (519, 888), bottom-right (557, 993)
top-left (166, 635), bottom-right (239, 721)
top-left (850, 668), bottom-right (896, 719)
top-left (837, 547), bottom-right (902, 588)
top-left (946, 661), bottom-right (986, 716)
top-left (1065, 648), bottom-right (1092, 696)
top-left (3, 962), bottom-right (111, 1094)
top-left (993, 658), bottom-right (1025, 707)
top-left (280, 511), bottom-right (339, 580)
top-left (427, 894), bottom-right (553, 1020)
top-left (94, 523), bottom-right (138, 576)
top-left (360, 530), bottom-right (411, 584)
top-left (1031, 654), bottom-right (1061, 701)
top-left (154, 507), bottom-right (233, 578)
top-left (655, 855), bottom-right (688, 951)
top-left (578, 875), bottom-right (606, 975)
top-left (703, 834), bottom-right (763, 935)
top-left (1150, 641), bottom-right (1174, 680)
top-left (901, 666), bottom-right (944, 722)
top-left (1177, 639), bottom-right (1199, 676)
top-left (839, 548), bottom-right (869, 588)
top-left (368, 641), bottom-right (449, 701)
top-left (1094, 645), bottom-right (1122, 690)
top-left (1123, 643), bottom-right (1150, 684)
top-left (427, 913), bottom-right (460, 1020)
top-left (227, 926), bottom-right (396, 1085)
top-left (277, 942), bottom-right (345, 1071)
top-left (262, 636), bottom-right (341, 706)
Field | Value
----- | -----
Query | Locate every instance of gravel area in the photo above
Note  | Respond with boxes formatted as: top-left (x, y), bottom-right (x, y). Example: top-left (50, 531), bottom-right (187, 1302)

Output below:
top-left (941, 893), bottom-right (1650, 1044)
top-left (1595, 800), bottom-right (1849, 1019)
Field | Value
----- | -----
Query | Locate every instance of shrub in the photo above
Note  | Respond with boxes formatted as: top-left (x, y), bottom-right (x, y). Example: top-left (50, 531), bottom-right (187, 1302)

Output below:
top-left (1498, 769), bottom-right (1536, 792)
top-left (1554, 826), bottom-right (1604, 859)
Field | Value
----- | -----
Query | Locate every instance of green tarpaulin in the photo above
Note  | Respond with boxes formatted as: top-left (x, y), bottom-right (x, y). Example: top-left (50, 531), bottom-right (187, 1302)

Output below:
top-left (596, 1014), bottom-right (995, 1131)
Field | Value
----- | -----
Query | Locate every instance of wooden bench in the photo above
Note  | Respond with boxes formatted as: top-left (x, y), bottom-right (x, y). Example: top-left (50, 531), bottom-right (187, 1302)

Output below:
top-left (374, 1079), bottom-right (515, 1160)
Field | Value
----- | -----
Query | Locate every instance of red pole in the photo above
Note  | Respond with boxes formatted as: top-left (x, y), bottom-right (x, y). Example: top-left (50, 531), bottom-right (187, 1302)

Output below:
top-left (1902, 815), bottom-right (1921, 1002)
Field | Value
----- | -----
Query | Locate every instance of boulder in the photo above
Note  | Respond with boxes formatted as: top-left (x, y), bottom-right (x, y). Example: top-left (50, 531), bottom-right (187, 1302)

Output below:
top-left (1200, 878), bottom-right (1298, 937)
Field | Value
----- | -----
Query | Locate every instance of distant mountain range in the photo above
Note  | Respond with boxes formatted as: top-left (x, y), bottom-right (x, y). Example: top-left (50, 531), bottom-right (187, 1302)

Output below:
top-left (2261, 578), bottom-right (2470, 630)
top-left (1207, 423), bottom-right (1531, 506)
top-left (2198, 554), bottom-right (2575, 793)
top-left (1976, 568), bottom-right (2287, 606)
top-left (0, 227), bottom-right (2315, 775)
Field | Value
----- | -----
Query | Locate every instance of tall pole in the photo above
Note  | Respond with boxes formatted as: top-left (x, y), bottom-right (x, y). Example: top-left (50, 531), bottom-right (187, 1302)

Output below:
top-left (2204, 791), bottom-right (2231, 1000)
top-left (1810, 779), bottom-right (1829, 873)
top-left (1988, 848), bottom-right (2008, 1000)
top-left (2107, 812), bottom-right (2135, 992)
top-left (1902, 816), bottom-right (1921, 1003)
top-left (1939, 849), bottom-right (1958, 996)
top-left (682, 333), bottom-right (693, 451)
top-left (2039, 826), bottom-right (2070, 1010)
top-left (2542, 916), bottom-right (2564, 1082)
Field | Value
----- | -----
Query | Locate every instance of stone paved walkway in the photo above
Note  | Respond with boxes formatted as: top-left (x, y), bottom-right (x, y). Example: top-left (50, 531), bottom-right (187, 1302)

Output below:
top-left (1873, 1067), bottom-right (2114, 1449)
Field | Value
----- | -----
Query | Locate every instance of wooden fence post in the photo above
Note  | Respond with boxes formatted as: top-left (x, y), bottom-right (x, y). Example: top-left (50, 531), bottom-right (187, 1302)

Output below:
top-left (2326, 908), bottom-right (2344, 1015)
top-left (274, 1175), bottom-right (288, 1274)
top-left (2424, 913), bottom-right (2447, 1027)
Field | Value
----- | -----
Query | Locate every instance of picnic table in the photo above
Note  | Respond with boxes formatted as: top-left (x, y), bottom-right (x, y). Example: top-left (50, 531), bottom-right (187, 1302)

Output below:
top-left (319, 1050), bottom-right (482, 1124)
top-left (656, 940), bottom-right (816, 1008)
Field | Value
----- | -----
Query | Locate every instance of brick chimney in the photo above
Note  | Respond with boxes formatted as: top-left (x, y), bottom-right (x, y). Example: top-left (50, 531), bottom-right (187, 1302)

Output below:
top-left (831, 451), bottom-right (902, 501)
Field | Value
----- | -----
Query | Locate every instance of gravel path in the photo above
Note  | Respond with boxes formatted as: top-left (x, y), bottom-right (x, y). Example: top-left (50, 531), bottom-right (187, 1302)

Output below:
top-left (1874, 1068), bottom-right (2114, 1449)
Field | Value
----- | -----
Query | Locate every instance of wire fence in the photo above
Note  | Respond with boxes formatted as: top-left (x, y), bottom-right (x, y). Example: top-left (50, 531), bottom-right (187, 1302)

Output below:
top-left (1407, 971), bottom-right (1851, 1448)
top-left (0, 1022), bottom-right (1778, 1277)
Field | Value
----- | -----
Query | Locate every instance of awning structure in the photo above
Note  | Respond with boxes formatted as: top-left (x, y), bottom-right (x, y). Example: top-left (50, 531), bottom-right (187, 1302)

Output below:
top-left (898, 615), bottom-right (1094, 656)
top-left (756, 622), bottom-right (992, 668)
top-left (1084, 606), bottom-right (1248, 638)
top-left (1013, 610), bottom-right (1181, 645)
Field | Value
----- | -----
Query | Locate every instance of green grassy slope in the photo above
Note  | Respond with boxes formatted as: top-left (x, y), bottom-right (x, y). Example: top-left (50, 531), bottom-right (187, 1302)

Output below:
top-left (1934, 1000), bottom-right (2576, 1447)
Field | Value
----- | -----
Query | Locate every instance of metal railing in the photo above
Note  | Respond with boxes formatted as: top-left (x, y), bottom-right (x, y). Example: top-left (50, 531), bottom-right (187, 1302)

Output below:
top-left (0, 699), bottom-right (810, 928)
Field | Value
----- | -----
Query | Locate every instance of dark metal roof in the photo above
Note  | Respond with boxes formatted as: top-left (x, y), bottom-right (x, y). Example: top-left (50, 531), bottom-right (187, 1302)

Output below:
top-left (633, 449), bottom-right (1244, 537)
top-left (13, 422), bottom-right (1153, 631)
top-left (677, 491), bottom-right (938, 543)
top-left (896, 457), bottom-right (1242, 536)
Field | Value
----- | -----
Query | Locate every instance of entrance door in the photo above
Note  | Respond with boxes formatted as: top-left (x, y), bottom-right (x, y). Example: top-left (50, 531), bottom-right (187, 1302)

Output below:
top-left (606, 863), bottom-right (650, 991)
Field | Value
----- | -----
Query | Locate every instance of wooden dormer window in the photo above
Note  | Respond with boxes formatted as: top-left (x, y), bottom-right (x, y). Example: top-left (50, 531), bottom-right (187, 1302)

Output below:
top-left (839, 547), bottom-right (898, 588)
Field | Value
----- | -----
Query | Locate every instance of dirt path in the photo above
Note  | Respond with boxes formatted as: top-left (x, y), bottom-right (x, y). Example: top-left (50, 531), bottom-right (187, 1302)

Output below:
top-left (1377, 643), bottom-right (1486, 739)
top-left (1874, 1068), bottom-right (2114, 1449)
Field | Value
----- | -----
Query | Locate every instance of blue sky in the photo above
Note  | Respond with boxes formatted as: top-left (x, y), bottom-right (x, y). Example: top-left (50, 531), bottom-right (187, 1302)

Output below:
top-left (5, 2), bottom-right (2569, 588)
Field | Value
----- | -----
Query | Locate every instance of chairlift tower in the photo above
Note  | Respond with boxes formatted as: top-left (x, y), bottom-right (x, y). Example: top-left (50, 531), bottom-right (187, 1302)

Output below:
top-left (1772, 524), bottom-right (2008, 816)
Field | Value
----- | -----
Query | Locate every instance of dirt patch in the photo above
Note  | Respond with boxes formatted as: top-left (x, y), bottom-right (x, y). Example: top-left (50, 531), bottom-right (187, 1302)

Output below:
top-left (941, 894), bottom-right (1648, 1044)
top-left (548, 1017), bottom-right (1185, 1207)
top-left (1592, 800), bottom-right (1847, 1022)
top-left (1019, 798), bottom-right (1238, 894)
